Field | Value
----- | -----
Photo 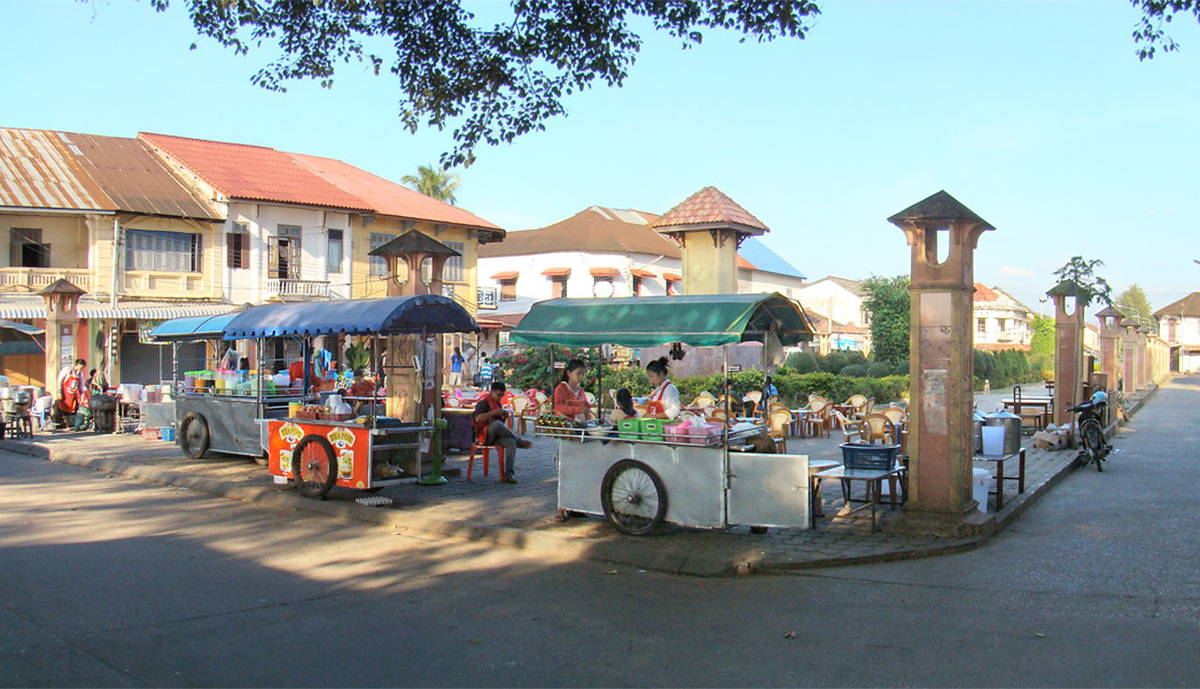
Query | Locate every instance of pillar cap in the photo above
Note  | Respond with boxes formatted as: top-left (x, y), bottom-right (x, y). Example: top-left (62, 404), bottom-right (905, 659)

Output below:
top-left (887, 190), bottom-right (994, 230)
top-left (37, 279), bottom-right (86, 297)
top-left (651, 186), bottom-right (769, 237)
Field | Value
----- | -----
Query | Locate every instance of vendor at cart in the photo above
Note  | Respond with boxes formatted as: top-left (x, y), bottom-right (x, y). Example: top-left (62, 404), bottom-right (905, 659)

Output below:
top-left (644, 356), bottom-right (681, 420)
top-left (552, 358), bottom-right (593, 422)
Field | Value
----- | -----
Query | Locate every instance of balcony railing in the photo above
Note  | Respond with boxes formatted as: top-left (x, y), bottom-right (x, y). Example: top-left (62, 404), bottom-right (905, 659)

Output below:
top-left (265, 278), bottom-right (330, 301)
top-left (0, 267), bottom-right (92, 292)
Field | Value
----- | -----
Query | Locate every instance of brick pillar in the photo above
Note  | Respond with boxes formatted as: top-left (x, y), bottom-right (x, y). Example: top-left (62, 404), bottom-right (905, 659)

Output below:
top-left (1096, 306), bottom-right (1121, 392)
top-left (1050, 292), bottom-right (1085, 427)
top-left (888, 191), bottom-right (993, 535)
top-left (1136, 328), bottom-right (1149, 390)
top-left (1120, 321), bottom-right (1138, 395)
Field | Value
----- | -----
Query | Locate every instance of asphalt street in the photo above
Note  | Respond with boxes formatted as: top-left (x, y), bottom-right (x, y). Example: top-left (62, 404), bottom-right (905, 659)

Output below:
top-left (2, 376), bottom-right (1198, 687)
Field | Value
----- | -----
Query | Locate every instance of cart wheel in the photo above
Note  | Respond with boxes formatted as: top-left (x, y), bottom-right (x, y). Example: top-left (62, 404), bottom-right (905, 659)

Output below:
top-left (601, 459), bottom-right (667, 536)
top-left (179, 413), bottom-right (210, 459)
top-left (293, 435), bottom-right (337, 499)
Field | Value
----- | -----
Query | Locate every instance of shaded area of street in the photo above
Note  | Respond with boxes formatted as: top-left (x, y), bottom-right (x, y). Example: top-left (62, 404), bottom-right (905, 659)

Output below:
top-left (0, 376), bottom-right (1197, 686)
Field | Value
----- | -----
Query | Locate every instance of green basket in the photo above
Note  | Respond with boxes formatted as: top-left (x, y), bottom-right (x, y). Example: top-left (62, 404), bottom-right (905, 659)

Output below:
top-left (640, 417), bottom-right (667, 442)
top-left (617, 418), bottom-right (641, 440)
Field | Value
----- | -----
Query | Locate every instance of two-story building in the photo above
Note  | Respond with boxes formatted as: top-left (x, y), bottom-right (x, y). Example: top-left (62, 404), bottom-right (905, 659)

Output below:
top-left (972, 283), bottom-right (1036, 351)
top-left (0, 128), bottom-right (230, 386)
top-left (1155, 292), bottom-right (1200, 373)
top-left (795, 276), bottom-right (870, 354)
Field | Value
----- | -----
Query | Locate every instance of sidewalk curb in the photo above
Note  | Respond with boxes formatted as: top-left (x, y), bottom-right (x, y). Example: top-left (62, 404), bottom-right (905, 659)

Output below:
top-left (1, 436), bottom-right (1075, 578)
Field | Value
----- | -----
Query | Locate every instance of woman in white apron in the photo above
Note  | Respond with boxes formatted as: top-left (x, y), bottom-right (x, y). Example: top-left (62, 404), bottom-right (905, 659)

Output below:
top-left (645, 357), bottom-right (681, 420)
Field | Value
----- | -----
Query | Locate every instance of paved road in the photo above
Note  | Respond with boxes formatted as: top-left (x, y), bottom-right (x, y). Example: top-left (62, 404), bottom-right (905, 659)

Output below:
top-left (2, 376), bottom-right (1198, 687)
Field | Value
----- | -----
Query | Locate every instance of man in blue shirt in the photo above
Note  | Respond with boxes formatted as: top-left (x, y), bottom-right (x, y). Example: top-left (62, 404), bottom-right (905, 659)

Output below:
top-left (479, 353), bottom-right (493, 389)
top-left (448, 346), bottom-right (465, 387)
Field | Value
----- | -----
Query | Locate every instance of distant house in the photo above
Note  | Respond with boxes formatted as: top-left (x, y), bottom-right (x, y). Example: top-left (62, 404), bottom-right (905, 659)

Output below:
top-left (795, 277), bottom-right (869, 354)
top-left (476, 204), bottom-right (806, 322)
top-left (1155, 292), bottom-right (1200, 373)
top-left (972, 283), bottom-right (1036, 351)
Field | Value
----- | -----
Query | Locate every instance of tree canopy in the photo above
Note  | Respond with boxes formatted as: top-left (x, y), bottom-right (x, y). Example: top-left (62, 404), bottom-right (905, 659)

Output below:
top-left (1114, 283), bottom-right (1157, 327)
top-left (401, 164), bottom-right (460, 205)
top-left (148, 0), bottom-right (820, 166)
top-left (861, 275), bottom-right (910, 365)
top-left (1050, 256), bottom-right (1113, 309)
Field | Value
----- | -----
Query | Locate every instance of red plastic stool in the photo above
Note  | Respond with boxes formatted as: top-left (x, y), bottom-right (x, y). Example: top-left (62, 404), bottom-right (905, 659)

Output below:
top-left (468, 443), bottom-right (506, 480)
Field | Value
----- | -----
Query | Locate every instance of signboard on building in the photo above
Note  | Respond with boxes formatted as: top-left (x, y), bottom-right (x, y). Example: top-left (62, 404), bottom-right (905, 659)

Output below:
top-left (477, 287), bottom-right (499, 310)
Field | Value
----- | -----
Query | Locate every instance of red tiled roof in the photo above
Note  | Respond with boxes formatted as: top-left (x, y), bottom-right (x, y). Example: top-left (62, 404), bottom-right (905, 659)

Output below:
top-left (590, 267), bottom-right (620, 278)
top-left (541, 267), bottom-right (571, 277)
top-left (651, 186), bottom-right (769, 233)
top-left (139, 132), bottom-right (370, 210)
top-left (491, 271), bottom-right (519, 281)
top-left (974, 283), bottom-right (1000, 302)
top-left (629, 268), bottom-right (656, 278)
top-left (289, 152), bottom-right (501, 233)
top-left (737, 255), bottom-right (755, 270)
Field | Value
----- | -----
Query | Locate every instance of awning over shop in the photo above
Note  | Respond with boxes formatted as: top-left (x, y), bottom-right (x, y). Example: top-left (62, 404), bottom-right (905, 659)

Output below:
top-left (510, 293), bottom-right (814, 348)
top-left (149, 313), bottom-right (241, 342)
top-left (222, 294), bottom-right (479, 338)
top-left (0, 300), bottom-right (237, 320)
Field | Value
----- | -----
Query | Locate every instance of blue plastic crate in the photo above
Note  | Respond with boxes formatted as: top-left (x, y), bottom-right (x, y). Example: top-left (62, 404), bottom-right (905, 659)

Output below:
top-left (840, 443), bottom-right (900, 471)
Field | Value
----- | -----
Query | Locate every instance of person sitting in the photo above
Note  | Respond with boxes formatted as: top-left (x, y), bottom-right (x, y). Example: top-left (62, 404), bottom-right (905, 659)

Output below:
top-left (472, 381), bottom-right (533, 483)
top-left (552, 358), bottom-right (593, 423)
top-left (609, 388), bottom-right (638, 424)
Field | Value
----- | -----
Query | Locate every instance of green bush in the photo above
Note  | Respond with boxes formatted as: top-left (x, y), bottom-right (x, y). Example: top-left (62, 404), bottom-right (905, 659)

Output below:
top-left (866, 362), bottom-right (891, 378)
top-left (840, 363), bottom-right (868, 378)
top-left (784, 351), bottom-right (820, 373)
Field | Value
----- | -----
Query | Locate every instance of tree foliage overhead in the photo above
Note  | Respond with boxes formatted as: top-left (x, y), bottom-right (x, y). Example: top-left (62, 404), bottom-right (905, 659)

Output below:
top-left (1130, 0), bottom-right (1200, 59)
top-left (1114, 283), bottom-right (1157, 327)
top-left (401, 164), bottom-right (460, 205)
top-left (861, 275), bottom-right (910, 366)
top-left (148, 0), bottom-right (820, 166)
top-left (1050, 256), bottom-right (1113, 309)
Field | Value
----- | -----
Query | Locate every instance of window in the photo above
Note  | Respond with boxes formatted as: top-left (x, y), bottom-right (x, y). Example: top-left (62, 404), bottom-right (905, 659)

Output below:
top-left (552, 276), bottom-right (568, 298)
top-left (227, 222), bottom-right (249, 269)
top-left (977, 318), bottom-right (987, 334)
top-left (997, 318), bottom-right (1007, 331)
top-left (500, 279), bottom-right (517, 301)
top-left (327, 229), bottom-right (343, 273)
top-left (10, 228), bottom-right (50, 268)
top-left (269, 225), bottom-right (302, 280)
top-left (370, 233), bottom-right (395, 277)
top-left (126, 230), bottom-right (201, 272)
top-left (442, 241), bottom-right (464, 282)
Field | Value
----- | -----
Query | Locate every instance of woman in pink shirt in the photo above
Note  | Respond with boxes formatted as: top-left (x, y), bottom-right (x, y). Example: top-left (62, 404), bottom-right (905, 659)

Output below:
top-left (552, 358), bottom-right (593, 422)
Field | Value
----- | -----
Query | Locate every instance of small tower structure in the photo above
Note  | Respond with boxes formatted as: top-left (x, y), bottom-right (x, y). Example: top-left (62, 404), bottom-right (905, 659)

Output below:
top-left (39, 279), bottom-right (86, 393)
top-left (1047, 280), bottom-right (1086, 427)
top-left (651, 187), bottom-right (768, 295)
top-left (887, 190), bottom-right (993, 533)
top-left (1095, 304), bottom-right (1123, 392)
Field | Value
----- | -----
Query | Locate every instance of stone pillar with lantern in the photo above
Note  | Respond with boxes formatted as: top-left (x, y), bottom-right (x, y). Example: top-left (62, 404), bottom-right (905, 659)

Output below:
top-left (1047, 281), bottom-right (1086, 428)
top-left (367, 230), bottom-right (461, 423)
top-left (1095, 304), bottom-right (1122, 394)
top-left (40, 279), bottom-right (86, 397)
top-left (887, 191), bottom-right (994, 535)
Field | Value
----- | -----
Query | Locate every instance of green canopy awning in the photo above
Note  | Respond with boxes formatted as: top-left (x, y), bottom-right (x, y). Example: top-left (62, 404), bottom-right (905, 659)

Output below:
top-left (510, 293), bottom-right (814, 348)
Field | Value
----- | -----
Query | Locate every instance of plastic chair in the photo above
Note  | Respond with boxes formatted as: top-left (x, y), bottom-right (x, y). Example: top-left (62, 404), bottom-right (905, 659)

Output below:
top-left (860, 412), bottom-right (896, 445)
top-left (881, 407), bottom-right (905, 427)
top-left (468, 429), bottom-right (506, 481)
top-left (743, 391), bottom-right (763, 417)
top-left (691, 392), bottom-right (716, 409)
top-left (832, 410), bottom-right (862, 443)
top-left (766, 409), bottom-right (792, 452)
top-left (804, 398), bottom-right (832, 438)
top-left (511, 396), bottom-right (531, 434)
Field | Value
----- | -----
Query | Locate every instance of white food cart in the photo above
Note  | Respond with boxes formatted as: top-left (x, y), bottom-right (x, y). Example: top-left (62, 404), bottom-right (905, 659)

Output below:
top-left (511, 293), bottom-right (815, 535)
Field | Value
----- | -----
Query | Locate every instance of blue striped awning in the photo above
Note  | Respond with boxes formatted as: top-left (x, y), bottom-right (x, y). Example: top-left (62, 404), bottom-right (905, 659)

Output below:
top-left (0, 300), bottom-right (236, 320)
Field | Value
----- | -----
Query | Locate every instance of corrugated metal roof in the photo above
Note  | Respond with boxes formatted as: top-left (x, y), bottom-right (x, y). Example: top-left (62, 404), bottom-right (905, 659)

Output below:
top-left (479, 206), bottom-right (680, 258)
top-left (64, 132), bottom-right (222, 221)
top-left (0, 128), bottom-right (115, 211)
top-left (139, 132), bottom-right (371, 211)
top-left (289, 152), bottom-right (503, 235)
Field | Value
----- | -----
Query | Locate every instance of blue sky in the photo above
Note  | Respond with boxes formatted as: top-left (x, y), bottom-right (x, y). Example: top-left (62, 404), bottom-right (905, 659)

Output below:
top-left (5, 0), bottom-right (1198, 316)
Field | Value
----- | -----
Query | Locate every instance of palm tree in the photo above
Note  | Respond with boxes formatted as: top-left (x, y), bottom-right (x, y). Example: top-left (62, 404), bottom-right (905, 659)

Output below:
top-left (401, 164), bottom-right (460, 205)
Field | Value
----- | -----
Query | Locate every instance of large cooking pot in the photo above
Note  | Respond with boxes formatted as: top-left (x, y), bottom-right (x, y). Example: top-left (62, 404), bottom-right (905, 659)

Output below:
top-left (89, 394), bottom-right (118, 412)
top-left (985, 408), bottom-right (1022, 455)
top-left (972, 408), bottom-right (987, 454)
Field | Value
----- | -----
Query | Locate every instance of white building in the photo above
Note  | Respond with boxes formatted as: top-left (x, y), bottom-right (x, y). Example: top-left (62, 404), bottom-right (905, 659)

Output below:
top-left (1155, 292), bottom-right (1200, 373)
top-left (972, 283), bottom-right (1036, 351)
top-left (477, 205), bottom-right (806, 329)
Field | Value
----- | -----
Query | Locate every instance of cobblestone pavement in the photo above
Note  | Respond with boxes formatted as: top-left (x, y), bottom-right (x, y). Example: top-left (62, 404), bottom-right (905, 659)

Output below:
top-left (1, 385), bottom-right (1153, 575)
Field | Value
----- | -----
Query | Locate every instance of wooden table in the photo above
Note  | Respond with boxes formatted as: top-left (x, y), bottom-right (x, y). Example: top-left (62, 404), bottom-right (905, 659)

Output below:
top-left (973, 447), bottom-right (1026, 510)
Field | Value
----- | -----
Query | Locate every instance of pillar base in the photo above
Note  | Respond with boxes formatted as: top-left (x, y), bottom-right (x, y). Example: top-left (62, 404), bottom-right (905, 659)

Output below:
top-left (884, 504), bottom-right (995, 538)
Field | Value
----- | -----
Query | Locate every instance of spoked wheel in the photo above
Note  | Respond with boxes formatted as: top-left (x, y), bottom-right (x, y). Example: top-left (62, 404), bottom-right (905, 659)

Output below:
top-left (292, 435), bottom-right (337, 499)
top-left (601, 460), bottom-right (667, 536)
top-left (178, 413), bottom-right (210, 459)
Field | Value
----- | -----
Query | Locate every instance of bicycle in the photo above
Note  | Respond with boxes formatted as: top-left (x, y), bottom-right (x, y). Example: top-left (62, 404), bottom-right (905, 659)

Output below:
top-left (1069, 391), bottom-right (1112, 472)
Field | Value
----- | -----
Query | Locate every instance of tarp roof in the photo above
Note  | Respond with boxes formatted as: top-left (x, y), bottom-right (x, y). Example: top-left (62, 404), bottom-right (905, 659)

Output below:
top-left (149, 313), bottom-right (240, 342)
top-left (222, 295), bottom-right (479, 338)
top-left (510, 293), bottom-right (813, 348)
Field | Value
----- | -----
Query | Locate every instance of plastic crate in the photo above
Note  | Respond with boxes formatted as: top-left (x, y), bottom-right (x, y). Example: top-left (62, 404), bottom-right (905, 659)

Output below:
top-left (617, 418), bottom-right (640, 440)
top-left (639, 417), bottom-right (667, 442)
top-left (840, 443), bottom-right (901, 471)
top-left (159, 427), bottom-right (176, 442)
top-left (142, 428), bottom-right (161, 440)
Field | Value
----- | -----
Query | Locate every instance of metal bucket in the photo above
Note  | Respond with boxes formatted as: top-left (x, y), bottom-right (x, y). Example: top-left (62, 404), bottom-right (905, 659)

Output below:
top-left (973, 409), bottom-right (987, 454)
top-left (985, 408), bottom-right (1022, 455)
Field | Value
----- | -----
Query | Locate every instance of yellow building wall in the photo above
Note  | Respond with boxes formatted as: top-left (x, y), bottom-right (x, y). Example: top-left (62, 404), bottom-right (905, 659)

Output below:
top-left (0, 213), bottom-right (90, 269)
top-left (351, 218), bottom-right (479, 316)
top-left (120, 215), bottom-right (225, 300)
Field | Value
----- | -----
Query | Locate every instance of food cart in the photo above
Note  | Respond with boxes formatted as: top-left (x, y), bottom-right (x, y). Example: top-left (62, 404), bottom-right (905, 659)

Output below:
top-left (510, 293), bottom-right (815, 535)
top-left (150, 295), bottom-right (479, 498)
